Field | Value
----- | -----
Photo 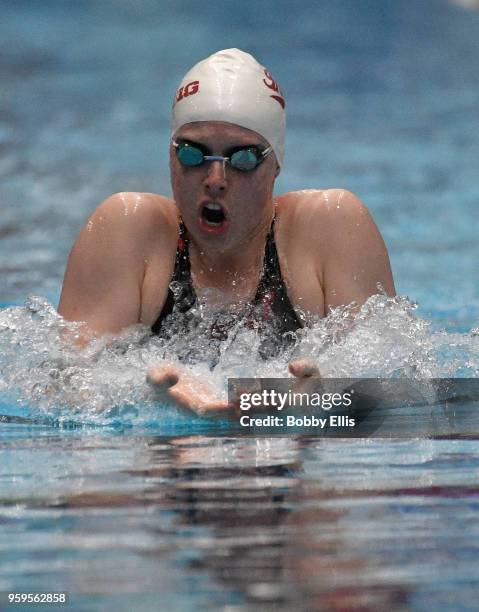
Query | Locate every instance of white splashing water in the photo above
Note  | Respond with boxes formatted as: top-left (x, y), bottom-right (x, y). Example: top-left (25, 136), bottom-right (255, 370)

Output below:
top-left (0, 295), bottom-right (478, 426)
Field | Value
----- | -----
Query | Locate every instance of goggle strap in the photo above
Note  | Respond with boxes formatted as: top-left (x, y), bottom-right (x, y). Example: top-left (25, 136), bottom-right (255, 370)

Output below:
top-left (261, 145), bottom-right (273, 158)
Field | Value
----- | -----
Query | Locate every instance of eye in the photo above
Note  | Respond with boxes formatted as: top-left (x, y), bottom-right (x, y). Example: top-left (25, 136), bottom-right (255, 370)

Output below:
top-left (177, 144), bottom-right (204, 166)
top-left (230, 149), bottom-right (259, 170)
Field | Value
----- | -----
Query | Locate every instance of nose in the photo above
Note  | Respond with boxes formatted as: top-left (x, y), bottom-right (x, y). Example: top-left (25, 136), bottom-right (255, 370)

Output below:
top-left (202, 160), bottom-right (227, 194)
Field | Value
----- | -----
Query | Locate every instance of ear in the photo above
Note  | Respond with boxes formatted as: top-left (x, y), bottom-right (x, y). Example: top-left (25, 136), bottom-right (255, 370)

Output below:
top-left (274, 164), bottom-right (281, 178)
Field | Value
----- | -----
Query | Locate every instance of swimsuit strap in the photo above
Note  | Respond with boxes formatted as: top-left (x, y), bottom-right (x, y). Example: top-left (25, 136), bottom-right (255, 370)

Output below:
top-left (174, 220), bottom-right (192, 283)
top-left (150, 220), bottom-right (193, 334)
top-left (251, 216), bottom-right (302, 333)
top-left (253, 216), bottom-right (281, 302)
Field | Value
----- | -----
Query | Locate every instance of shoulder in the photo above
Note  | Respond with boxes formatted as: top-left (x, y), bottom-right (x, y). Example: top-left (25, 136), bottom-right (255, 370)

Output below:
top-left (275, 188), bottom-right (375, 247)
top-left (89, 192), bottom-right (178, 234)
top-left (59, 192), bottom-right (180, 332)
top-left (276, 188), bottom-right (369, 222)
top-left (274, 188), bottom-right (394, 299)
top-left (81, 192), bottom-right (179, 256)
top-left (66, 192), bottom-right (180, 287)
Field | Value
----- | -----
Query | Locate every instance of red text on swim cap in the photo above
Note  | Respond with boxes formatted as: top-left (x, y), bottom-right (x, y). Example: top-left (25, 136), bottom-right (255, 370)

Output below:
top-left (262, 70), bottom-right (285, 109)
top-left (175, 80), bottom-right (200, 104)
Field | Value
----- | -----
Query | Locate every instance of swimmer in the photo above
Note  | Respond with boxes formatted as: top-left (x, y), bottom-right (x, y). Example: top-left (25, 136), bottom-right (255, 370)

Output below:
top-left (58, 49), bottom-right (395, 414)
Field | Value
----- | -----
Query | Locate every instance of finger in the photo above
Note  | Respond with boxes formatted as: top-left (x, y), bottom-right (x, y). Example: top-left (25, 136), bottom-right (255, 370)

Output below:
top-left (289, 358), bottom-right (321, 378)
top-left (146, 364), bottom-right (180, 388)
top-left (148, 366), bottom-right (232, 416)
top-left (170, 372), bottom-right (231, 415)
top-left (192, 398), bottom-right (232, 416)
top-left (167, 385), bottom-right (231, 416)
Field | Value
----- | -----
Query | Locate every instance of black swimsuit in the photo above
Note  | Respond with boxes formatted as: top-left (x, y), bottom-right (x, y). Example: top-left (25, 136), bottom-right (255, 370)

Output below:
top-left (151, 218), bottom-right (302, 362)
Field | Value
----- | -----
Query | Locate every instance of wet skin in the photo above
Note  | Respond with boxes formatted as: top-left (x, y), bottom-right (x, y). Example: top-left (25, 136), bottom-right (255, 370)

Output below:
top-left (58, 121), bottom-right (395, 414)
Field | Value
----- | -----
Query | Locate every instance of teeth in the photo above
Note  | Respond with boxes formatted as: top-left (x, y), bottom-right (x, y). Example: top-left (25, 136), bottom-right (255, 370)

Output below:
top-left (204, 203), bottom-right (222, 211)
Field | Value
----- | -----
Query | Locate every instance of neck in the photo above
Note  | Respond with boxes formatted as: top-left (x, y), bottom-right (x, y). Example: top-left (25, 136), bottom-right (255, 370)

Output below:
top-left (188, 208), bottom-right (275, 292)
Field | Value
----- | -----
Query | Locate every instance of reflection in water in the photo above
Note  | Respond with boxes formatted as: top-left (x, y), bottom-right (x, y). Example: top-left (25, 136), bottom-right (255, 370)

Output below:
top-left (5, 433), bottom-right (470, 609)
top-left (1, 430), bottom-right (479, 609)
top-left (156, 437), bottom-right (411, 611)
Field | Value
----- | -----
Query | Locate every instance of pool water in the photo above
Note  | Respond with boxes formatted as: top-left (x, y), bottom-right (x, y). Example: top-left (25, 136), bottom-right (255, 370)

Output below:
top-left (1, 0), bottom-right (479, 609)
top-left (2, 430), bottom-right (479, 611)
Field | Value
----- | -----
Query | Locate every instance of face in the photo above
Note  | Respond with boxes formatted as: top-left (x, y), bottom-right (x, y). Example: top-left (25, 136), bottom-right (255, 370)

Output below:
top-left (170, 121), bottom-right (279, 252)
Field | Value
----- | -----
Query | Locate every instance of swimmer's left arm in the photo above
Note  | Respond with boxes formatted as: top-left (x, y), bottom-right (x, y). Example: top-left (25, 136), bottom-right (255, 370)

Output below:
top-left (316, 189), bottom-right (395, 312)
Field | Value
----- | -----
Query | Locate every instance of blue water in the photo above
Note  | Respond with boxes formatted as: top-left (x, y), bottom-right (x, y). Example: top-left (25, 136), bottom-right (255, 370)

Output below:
top-left (1, 0), bottom-right (479, 609)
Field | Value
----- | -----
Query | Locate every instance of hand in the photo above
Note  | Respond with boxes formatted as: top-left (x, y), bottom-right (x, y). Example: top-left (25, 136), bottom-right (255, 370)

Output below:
top-left (289, 358), bottom-right (321, 397)
top-left (147, 362), bottom-right (230, 416)
top-left (289, 358), bottom-right (321, 378)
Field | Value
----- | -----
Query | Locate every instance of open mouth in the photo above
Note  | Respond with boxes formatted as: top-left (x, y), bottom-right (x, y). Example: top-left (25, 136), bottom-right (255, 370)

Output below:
top-left (201, 203), bottom-right (227, 226)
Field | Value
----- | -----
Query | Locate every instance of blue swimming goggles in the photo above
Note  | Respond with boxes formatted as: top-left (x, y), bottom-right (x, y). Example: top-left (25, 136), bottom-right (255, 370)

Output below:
top-left (172, 139), bottom-right (273, 172)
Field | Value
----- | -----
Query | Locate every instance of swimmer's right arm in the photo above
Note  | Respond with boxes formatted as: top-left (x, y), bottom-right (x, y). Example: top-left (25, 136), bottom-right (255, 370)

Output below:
top-left (58, 194), bottom-right (229, 413)
top-left (147, 363), bottom-right (231, 415)
top-left (58, 192), bottom-right (178, 346)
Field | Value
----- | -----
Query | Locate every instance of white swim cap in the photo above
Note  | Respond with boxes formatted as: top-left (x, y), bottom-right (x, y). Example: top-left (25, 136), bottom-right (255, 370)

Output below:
top-left (171, 48), bottom-right (286, 168)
